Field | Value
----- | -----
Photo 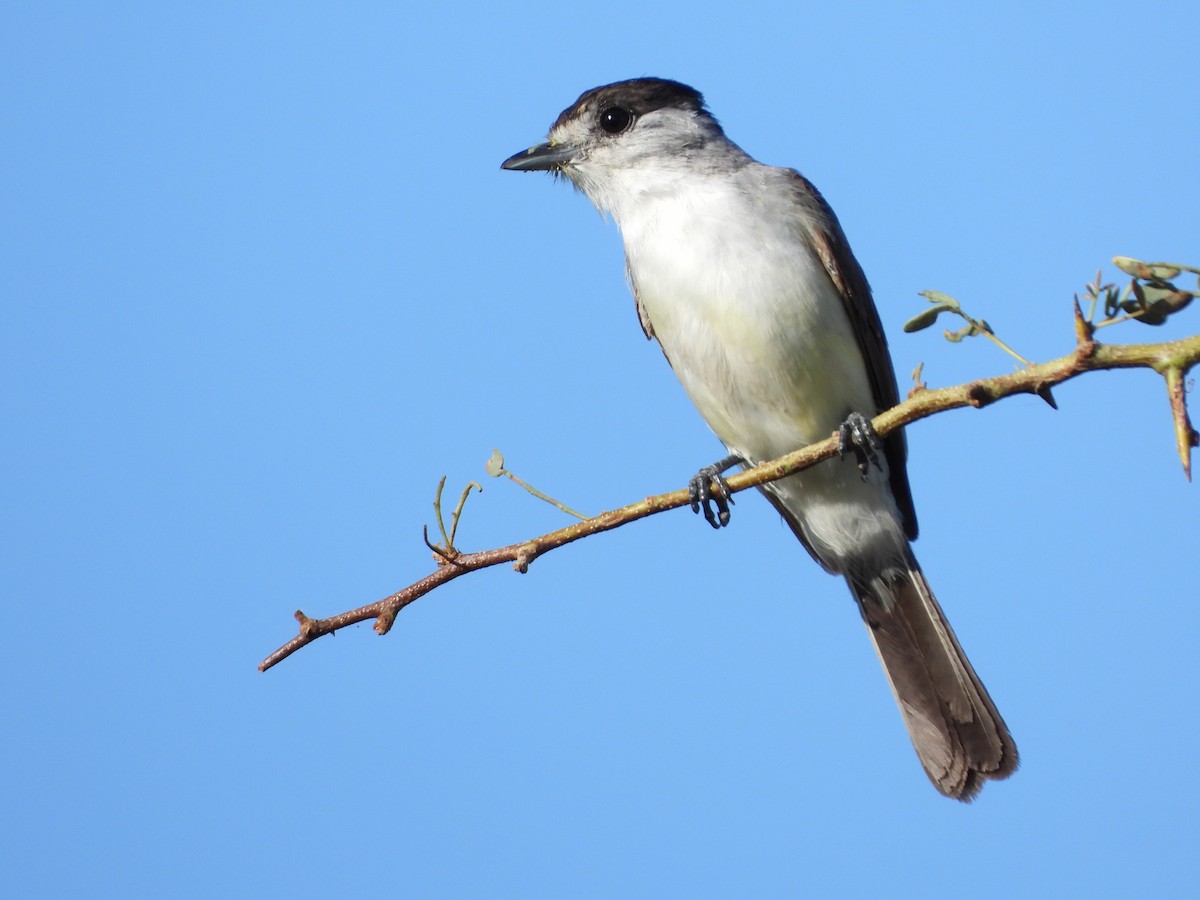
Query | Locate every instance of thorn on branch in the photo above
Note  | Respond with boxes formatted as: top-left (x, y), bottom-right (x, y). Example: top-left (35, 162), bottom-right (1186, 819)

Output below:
top-left (1166, 366), bottom-right (1198, 481)
top-left (1073, 297), bottom-right (1096, 347)
top-left (1035, 384), bottom-right (1059, 410)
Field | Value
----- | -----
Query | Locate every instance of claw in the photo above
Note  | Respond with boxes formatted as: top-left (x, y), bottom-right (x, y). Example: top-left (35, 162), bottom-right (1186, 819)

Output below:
top-left (687, 454), bottom-right (742, 529)
top-left (838, 412), bottom-right (883, 479)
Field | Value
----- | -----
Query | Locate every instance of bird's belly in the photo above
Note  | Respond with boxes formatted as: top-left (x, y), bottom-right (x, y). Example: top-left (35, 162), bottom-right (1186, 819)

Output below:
top-left (633, 246), bottom-right (875, 465)
top-left (617, 180), bottom-right (905, 573)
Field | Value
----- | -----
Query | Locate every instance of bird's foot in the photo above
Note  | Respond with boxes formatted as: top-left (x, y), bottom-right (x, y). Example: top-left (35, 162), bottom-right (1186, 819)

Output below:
top-left (688, 454), bottom-right (742, 529)
top-left (837, 412), bottom-right (883, 479)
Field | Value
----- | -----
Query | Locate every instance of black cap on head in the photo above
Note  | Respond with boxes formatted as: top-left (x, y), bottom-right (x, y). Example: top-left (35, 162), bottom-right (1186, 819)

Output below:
top-left (552, 78), bottom-right (707, 131)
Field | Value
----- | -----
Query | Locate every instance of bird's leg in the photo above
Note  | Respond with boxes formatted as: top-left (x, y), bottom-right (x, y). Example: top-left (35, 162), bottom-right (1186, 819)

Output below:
top-left (688, 454), bottom-right (743, 529)
top-left (838, 412), bottom-right (883, 479)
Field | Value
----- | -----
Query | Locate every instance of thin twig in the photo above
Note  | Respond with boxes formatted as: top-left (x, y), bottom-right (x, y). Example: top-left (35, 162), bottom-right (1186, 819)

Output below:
top-left (949, 309), bottom-right (1034, 367)
top-left (448, 482), bottom-right (482, 548)
top-left (501, 470), bottom-right (588, 520)
top-left (259, 329), bottom-right (1200, 672)
top-left (432, 476), bottom-right (450, 549)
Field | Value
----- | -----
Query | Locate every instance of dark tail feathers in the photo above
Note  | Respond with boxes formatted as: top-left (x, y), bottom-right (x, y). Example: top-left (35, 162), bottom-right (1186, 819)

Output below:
top-left (850, 559), bottom-right (1018, 800)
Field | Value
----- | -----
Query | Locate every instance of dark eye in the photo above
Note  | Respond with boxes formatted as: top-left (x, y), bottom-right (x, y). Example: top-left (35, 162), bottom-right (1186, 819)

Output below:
top-left (598, 106), bottom-right (633, 134)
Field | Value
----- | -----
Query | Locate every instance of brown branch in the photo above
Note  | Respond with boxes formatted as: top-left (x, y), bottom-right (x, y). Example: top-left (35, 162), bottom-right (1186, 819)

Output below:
top-left (259, 324), bottom-right (1200, 672)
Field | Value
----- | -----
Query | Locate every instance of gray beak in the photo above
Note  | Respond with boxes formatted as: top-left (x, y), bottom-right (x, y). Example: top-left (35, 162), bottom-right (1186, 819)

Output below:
top-left (501, 142), bottom-right (576, 172)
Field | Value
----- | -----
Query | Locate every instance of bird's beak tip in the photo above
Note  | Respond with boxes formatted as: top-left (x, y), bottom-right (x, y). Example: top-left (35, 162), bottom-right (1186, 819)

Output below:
top-left (501, 142), bottom-right (573, 172)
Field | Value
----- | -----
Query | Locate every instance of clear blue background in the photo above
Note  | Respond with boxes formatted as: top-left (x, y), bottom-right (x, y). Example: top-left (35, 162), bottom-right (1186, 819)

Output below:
top-left (4, 1), bottom-right (1198, 896)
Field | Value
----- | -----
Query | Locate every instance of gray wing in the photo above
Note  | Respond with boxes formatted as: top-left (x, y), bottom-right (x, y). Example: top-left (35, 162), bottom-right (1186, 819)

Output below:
top-left (787, 170), bottom-right (918, 539)
top-left (627, 259), bottom-right (655, 340)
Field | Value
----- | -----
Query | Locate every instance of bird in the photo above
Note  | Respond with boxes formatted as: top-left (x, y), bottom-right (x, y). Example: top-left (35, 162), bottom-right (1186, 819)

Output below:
top-left (502, 77), bottom-right (1016, 800)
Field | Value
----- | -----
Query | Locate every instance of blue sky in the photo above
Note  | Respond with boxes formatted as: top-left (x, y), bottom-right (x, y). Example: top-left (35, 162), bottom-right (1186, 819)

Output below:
top-left (4, 1), bottom-right (1198, 896)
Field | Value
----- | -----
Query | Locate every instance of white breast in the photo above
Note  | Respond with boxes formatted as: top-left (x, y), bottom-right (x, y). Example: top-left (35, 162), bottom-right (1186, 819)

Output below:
top-left (613, 167), bottom-right (877, 465)
top-left (574, 154), bottom-right (908, 571)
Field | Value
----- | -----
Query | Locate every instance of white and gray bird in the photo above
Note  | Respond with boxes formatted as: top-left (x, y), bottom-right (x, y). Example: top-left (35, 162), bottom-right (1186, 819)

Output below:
top-left (502, 78), bottom-right (1016, 800)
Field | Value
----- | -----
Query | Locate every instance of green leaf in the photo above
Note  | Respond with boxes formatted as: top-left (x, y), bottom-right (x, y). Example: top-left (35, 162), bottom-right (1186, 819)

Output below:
top-left (1104, 287), bottom-right (1123, 318)
top-left (918, 290), bottom-right (960, 310)
top-left (1112, 256), bottom-right (1144, 277)
top-left (1147, 264), bottom-right (1182, 280)
top-left (903, 303), bottom-right (954, 333)
top-left (485, 449), bottom-right (505, 477)
top-left (1113, 256), bottom-right (1183, 282)
top-left (1134, 287), bottom-right (1193, 326)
